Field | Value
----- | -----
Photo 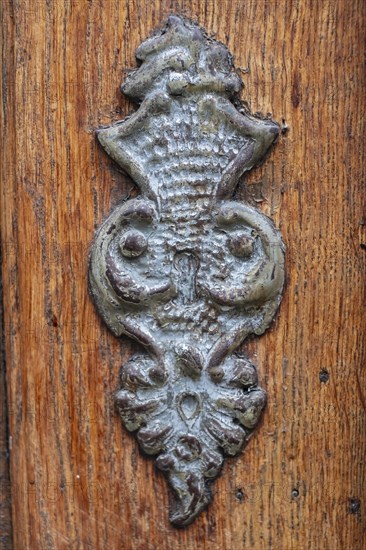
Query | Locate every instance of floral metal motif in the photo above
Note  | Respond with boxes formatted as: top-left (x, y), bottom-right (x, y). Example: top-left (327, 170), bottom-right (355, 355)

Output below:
top-left (89, 16), bottom-right (285, 527)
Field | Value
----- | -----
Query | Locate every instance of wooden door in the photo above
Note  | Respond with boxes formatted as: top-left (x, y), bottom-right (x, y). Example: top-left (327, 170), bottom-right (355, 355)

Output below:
top-left (1, 1), bottom-right (365, 549)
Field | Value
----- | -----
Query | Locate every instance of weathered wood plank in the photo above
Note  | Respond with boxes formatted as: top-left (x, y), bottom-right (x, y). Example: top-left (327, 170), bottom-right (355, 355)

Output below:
top-left (0, 274), bottom-right (12, 550)
top-left (1, 1), bottom-right (365, 548)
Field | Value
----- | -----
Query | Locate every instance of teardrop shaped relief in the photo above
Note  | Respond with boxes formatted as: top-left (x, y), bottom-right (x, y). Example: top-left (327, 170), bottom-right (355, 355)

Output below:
top-left (177, 392), bottom-right (201, 422)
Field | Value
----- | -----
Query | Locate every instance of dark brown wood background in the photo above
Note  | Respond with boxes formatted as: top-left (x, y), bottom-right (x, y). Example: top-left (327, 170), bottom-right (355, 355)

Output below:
top-left (1, 1), bottom-right (365, 548)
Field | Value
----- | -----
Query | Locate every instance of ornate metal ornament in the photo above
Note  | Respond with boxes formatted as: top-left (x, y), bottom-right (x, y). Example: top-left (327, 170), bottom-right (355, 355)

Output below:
top-left (89, 16), bottom-right (285, 526)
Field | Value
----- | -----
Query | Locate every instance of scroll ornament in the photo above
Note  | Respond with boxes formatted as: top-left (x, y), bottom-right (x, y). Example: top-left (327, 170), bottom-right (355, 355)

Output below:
top-left (89, 16), bottom-right (285, 526)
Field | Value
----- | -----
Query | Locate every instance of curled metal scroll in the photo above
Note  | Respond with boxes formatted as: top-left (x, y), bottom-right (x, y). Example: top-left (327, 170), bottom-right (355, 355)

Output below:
top-left (89, 16), bottom-right (285, 527)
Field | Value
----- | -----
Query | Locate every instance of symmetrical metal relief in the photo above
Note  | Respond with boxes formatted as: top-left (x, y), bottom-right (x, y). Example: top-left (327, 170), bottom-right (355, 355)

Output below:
top-left (89, 16), bottom-right (285, 526)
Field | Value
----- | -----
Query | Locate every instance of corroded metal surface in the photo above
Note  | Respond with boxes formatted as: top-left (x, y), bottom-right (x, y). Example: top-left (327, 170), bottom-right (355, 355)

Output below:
top-left (89, 16), bottom-right (285, 527)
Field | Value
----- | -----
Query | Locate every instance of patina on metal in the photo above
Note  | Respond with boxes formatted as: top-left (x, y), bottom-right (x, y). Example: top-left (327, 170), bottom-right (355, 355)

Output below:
top-left (89, 15), bottom-right (285, 527)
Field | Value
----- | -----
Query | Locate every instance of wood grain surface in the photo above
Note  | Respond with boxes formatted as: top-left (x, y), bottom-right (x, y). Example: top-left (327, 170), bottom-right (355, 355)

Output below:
top-left (1, 1), bottom-right (365, 549)
top-left (0, 279), bottom-right (12, 550)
